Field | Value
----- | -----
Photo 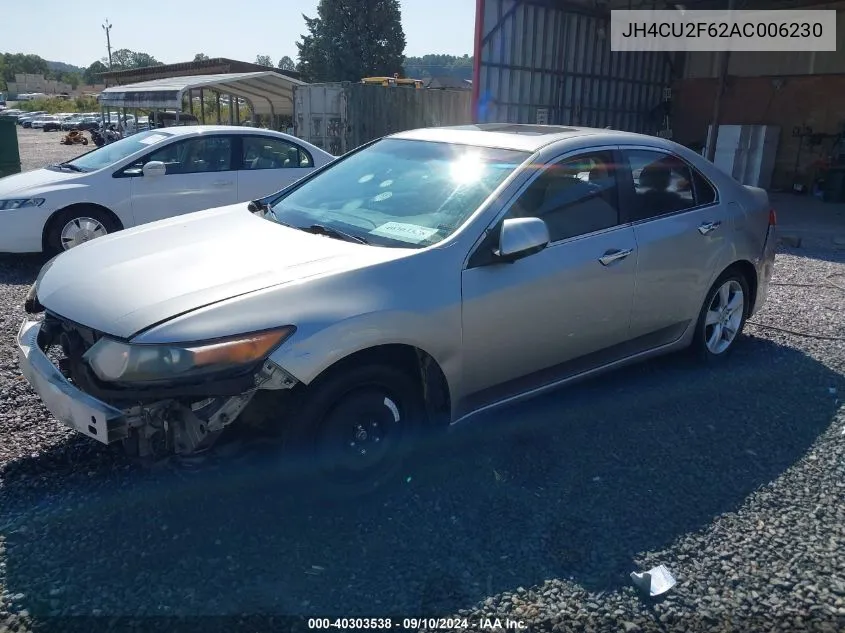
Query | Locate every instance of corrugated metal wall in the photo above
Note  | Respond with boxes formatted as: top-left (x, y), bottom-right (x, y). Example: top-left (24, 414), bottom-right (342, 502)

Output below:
top-left (345, 84), bottom-right (472, 149)
top-left (475, 0), bottom-right (674, 134)
top-left (295, 83), bottom-right (473, 154)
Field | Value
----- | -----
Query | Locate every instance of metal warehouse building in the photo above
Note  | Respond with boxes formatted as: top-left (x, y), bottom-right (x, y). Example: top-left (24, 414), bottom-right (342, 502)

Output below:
top-left (472, 0), bottom-right (845, 191)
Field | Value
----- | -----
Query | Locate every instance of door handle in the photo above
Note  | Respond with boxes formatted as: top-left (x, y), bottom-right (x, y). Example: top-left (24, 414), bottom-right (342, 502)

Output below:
top-left (212, 180), bottom-right (233, 187)
top-left (698, 220), bottom-right (722, 235)
top-left (598, 248), bottom-right (633, 266)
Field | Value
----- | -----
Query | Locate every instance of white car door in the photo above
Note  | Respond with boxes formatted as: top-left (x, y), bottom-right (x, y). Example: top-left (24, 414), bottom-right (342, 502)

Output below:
top-left (236, 135), bottom-right (315, 201)
top-left (126, 135), bottom-right (238, 225)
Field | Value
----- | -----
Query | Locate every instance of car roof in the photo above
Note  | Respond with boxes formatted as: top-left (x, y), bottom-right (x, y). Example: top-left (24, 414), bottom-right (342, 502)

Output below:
top-left (390, 123), bottom-right (676, 153)
top-left (145, 125), bottom-right (301, 138)
top-left (133, 125), bottom-right (332, 156)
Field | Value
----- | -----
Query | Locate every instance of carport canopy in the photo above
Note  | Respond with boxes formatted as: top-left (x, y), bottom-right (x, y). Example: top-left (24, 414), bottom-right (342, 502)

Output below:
top-left (97, 71), bottom-right (306, 117)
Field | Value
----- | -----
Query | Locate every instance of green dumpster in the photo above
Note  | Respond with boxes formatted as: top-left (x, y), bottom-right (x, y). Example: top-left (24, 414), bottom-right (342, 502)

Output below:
top-left (0, 117), bottom-right (21, 178)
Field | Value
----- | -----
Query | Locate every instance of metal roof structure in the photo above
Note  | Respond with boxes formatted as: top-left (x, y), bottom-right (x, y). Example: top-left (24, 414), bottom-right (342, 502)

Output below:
top-left (99, 57), bottom-right (302, 84)
top-left (97, 72), bottom-right (306, 117)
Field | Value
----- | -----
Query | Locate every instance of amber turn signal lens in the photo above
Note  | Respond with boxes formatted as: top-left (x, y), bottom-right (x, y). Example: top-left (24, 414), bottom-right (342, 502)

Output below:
top-left (187, 329), bottom-right (293, 367)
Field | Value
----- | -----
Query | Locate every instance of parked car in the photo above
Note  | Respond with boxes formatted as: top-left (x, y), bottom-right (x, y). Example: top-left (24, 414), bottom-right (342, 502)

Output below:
top-left (76, 117), bottom-right (101, 131)
top-left (31, 115), bottom-right (58, 130)
top-left (60, 115), bottom-right (84, 131)
top-left (19, 112), bottom-right (47, 127)
top-left (0, 126), bottom-right (333, 254)
top-left (149, 111), bottom-right (200, 128)
top-left (40, 116), bottom-right (64, 132)
top-left (15, 124), bottom-right (777, 495)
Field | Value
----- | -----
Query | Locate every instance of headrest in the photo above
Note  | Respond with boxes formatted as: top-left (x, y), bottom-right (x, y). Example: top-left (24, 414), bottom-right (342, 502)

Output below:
top-left (639, 163), bottom-right (671, 190)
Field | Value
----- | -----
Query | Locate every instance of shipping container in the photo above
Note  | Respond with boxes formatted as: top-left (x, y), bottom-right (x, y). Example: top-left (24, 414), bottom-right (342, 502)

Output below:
top-left (473, 0), bottom-right (676, 135)
top-left (294, 82), bottom-right (473, 155)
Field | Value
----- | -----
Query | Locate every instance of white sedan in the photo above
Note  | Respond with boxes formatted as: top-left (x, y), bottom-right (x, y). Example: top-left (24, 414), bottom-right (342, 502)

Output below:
top-left (0, 126), bottom-right (334, 254)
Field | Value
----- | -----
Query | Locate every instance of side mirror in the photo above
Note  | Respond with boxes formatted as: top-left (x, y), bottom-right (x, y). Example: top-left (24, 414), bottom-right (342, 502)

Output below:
top-left (142, 161), bottom-right (167, 177)
top-left (496, 217), bottom-right (550, 262)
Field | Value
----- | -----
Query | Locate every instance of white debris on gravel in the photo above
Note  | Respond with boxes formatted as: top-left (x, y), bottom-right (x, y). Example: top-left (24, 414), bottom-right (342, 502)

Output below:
top-left (0, 246), bottom-right (842, 633)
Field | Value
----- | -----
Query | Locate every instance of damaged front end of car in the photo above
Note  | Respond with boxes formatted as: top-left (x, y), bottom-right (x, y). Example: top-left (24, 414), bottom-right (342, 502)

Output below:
top-left (19, 298), bottom-right (300, 462)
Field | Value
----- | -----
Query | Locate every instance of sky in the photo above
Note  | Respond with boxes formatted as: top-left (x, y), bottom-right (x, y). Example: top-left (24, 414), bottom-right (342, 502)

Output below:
top-left (2, 0), bottom-right (477, 69)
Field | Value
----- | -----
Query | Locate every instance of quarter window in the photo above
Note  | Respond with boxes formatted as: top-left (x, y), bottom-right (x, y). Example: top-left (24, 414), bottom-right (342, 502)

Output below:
top-left (624, 149), bottom-right (715, 221)
top-left (505, 150), bottom-right (621, 242)
top-left (241, 136), bottom-right (312, 169)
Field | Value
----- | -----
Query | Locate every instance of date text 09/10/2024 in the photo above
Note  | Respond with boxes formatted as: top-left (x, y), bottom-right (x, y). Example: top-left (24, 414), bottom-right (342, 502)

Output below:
top-left (307, 617), bottom-right (530, 630)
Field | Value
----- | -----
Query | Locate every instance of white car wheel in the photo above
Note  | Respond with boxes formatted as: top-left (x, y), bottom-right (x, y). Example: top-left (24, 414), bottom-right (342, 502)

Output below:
top-left (60, 216), bottom-right (109, 250)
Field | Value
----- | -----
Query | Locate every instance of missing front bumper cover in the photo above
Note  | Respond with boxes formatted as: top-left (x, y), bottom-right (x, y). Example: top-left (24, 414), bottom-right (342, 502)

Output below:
top-left (17, 318), bottom-right (299, 457)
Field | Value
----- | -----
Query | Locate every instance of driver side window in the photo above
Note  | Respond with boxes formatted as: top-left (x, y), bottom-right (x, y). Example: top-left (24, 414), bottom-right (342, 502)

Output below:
top-left (122, 137), bottom-right (233, 176)
top-left (505, 151), bottom-right (621, 243)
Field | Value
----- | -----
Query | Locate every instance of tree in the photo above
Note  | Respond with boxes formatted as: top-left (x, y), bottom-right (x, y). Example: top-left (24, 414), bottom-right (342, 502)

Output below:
top-left (83, 60), bottom-right (108, 85)
top-left (103, 49), bottom-right (164, 71)
top-left (255, 55), bottom-right (273, 67)
top-left (194, 53), bottom-right (209, 62)
top-left (403, 54), bottom-right (472, 80)
top-left (295, 0), bottom-right (406, 82)
top-left (277, 56), bottom-right (296, 71)
top-left (0, 53), bottom-right (50, 83)
top-left (63, 72), bottom-right (82, 89)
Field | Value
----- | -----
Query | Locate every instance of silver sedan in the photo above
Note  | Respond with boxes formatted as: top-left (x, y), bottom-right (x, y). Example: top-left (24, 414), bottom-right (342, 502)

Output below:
top-left (17, 124), bottom-right (777, 495)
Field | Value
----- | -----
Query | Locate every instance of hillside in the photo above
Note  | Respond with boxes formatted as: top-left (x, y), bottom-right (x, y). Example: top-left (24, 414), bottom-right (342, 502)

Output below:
top-left (46, 60), bottom-right (84, 75)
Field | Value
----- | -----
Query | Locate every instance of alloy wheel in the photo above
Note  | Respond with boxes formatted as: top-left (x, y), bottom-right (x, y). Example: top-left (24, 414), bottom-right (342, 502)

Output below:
top-left (704, 279), bottom-right (745, 354)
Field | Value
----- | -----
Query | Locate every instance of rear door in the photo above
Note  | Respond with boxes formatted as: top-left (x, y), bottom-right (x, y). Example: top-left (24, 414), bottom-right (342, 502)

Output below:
top-left (236, 135), bottom-right (315, 200)
top-left (125, 134), bottom-right (238, 225)
top-left (619, 146), bottom-right (728, 342)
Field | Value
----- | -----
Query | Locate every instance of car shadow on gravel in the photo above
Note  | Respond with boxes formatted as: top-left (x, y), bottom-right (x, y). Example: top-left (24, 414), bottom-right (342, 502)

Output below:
top-left (1, 336), bottom-right (842, 620)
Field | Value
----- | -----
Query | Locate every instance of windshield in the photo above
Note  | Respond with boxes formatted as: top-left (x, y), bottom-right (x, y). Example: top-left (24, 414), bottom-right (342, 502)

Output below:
top-left (268, 138), bottom-right (528, 248)
top-left (65, 130), bottom-right (174, 172)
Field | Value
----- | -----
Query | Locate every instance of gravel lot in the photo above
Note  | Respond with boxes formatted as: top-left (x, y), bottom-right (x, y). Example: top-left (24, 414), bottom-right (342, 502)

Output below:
top-left (0, 246), bottom-right (842, 633)
top-left (15, 127), bottom-right (91, 173)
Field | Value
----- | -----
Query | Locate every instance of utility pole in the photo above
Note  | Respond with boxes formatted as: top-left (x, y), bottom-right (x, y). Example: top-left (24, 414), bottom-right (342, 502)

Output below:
top-left (102, 20), bottom-right (113, 70)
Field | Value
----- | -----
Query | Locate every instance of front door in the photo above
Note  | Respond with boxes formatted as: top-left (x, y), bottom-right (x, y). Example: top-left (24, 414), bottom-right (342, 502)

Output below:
top-left (459, 148), bottom-right (638, 413)
top-left (237, 135), bottom-right (315, 200)
top-left (128, 135), bottom-right (238, 225)
top-left (619, 147), bottom-right (728, 341)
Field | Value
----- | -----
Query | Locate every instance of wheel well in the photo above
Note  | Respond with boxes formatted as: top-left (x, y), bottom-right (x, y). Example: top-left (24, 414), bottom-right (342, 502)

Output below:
top-left (42, 203), bottom-right (124, 252)
top-left (309, 344), bottom-right (452, 427)
top-left (723, 260), bottom-right (758, 315)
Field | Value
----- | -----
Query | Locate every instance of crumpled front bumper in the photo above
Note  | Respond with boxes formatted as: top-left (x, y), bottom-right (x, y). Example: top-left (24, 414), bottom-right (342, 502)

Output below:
top-left (16, 319), bottom-right (128, 444)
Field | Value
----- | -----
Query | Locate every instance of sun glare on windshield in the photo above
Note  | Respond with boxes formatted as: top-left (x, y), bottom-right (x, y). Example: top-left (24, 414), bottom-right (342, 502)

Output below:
top-left (449, 152), bottom-right (485, 184)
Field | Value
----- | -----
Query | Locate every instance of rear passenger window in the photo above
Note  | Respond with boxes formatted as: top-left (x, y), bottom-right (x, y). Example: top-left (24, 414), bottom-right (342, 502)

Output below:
top-left (241, 136), bottom-right (312, 170)
top-left (625, 149), bottom-right (710, 221)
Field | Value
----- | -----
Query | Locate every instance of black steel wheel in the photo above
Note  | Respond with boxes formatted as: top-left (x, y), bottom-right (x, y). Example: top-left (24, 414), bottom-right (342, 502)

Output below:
top-left (289, 364), bottom-right (425, 499)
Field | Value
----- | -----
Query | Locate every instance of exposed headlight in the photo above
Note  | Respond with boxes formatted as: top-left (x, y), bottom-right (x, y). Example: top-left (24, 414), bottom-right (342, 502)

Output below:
top-left (83, 327), bottom-right (296, 383)
top-left (0, 198), bottom-right (45, 211)
top-left (24, 254), bottom-right (60, 314)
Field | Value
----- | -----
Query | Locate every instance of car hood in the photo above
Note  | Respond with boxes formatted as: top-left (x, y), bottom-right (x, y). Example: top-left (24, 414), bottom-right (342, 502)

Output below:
top-left (0, 168), bottom-right (81, 196)
top-left (36, 203), bottom-right (411, 339)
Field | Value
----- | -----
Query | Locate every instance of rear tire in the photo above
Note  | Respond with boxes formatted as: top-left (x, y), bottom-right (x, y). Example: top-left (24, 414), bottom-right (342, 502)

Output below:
top-left (692, 270), bottom-right (750, 363)
top-left (45, 206), bottom-right (120, 255)
top-left (285, 364), bottom-right (425, 500)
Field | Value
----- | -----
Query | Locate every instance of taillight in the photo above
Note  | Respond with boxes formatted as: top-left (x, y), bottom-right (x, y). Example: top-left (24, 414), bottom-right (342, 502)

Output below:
top-left (768, 208), bottom-right (777, 226)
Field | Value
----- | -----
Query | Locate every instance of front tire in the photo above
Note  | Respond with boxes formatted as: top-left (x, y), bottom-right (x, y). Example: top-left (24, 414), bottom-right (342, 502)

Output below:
top-left (692, 271), bottom-right (750, 362)
top-left (45, 206), bottom-right (120, 255)
top-left (288, 364), bottom-right (425, 499)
